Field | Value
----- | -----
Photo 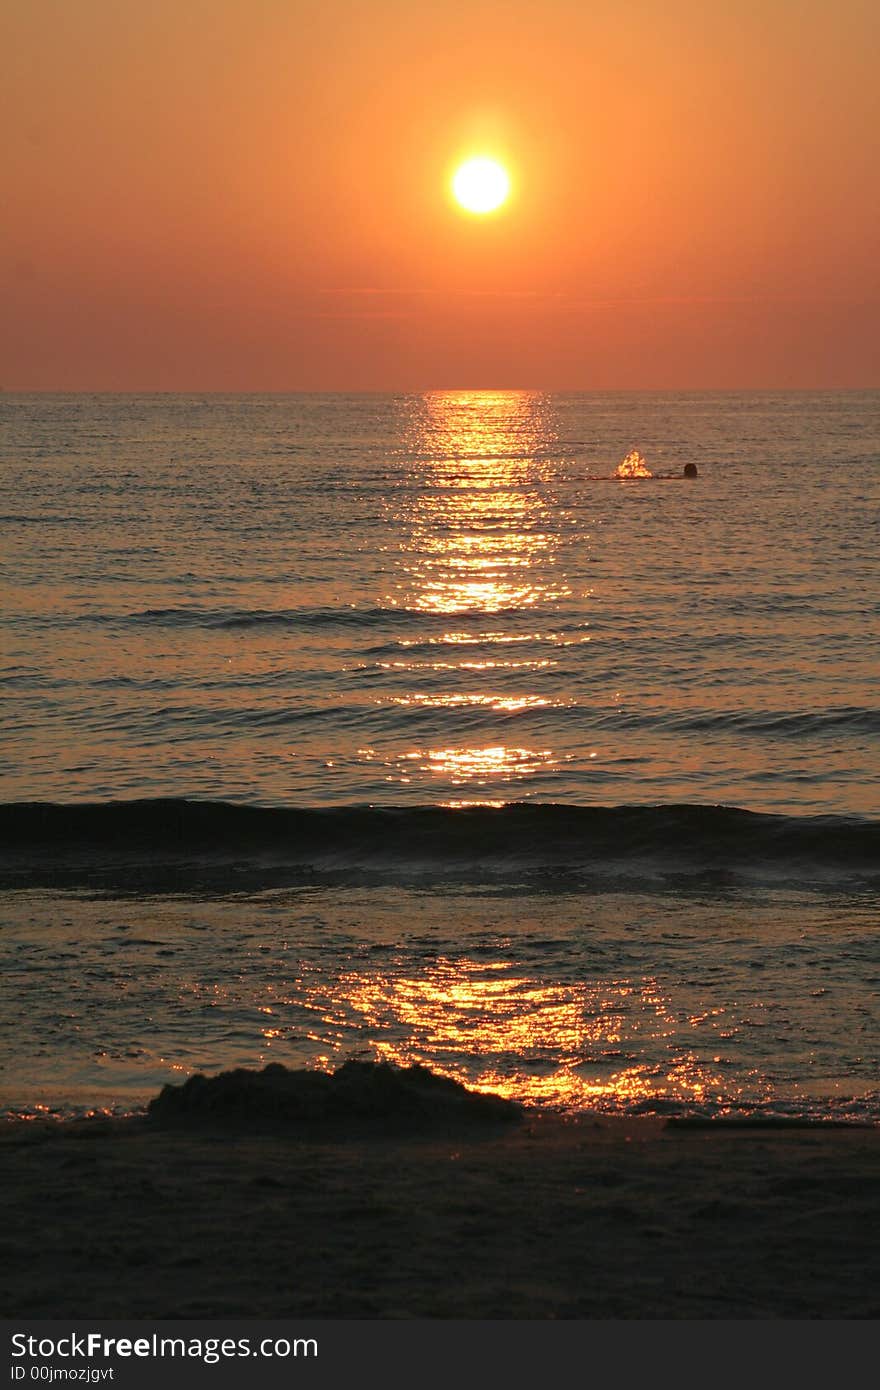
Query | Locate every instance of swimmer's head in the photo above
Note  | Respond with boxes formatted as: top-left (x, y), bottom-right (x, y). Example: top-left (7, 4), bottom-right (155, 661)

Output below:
top-left (683, 462), bottom-right (698, 478)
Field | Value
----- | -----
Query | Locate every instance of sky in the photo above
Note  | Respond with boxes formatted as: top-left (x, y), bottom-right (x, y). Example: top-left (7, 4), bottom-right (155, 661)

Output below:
top-left (3, 0), bottom-right (879, 390)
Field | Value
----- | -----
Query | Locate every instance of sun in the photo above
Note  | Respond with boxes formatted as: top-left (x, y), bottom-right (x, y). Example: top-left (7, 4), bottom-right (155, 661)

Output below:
top-left (451, 157), bottom-right (511, 215)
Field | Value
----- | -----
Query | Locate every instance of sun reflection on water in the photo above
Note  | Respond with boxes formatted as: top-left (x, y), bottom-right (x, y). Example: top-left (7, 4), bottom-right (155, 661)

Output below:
top-left (388, 693), bottom-right (555, 712)
top-left (392, 391), bottom-right (569, 618)
top-left (290, 955), bottom-right (744, 1114)
top-left (401, 744), bottom-right (559, 783)
top-left (375, 391), bottom-right (575, 794)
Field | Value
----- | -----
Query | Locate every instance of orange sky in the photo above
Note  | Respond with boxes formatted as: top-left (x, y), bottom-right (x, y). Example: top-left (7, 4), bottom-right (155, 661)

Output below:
top-left (3, 0), bottom-right (878, 390)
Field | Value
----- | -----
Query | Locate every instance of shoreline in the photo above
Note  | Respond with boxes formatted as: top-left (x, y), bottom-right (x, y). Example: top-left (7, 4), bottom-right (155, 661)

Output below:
top-left (3, 1105), bottom-right (878, 1319)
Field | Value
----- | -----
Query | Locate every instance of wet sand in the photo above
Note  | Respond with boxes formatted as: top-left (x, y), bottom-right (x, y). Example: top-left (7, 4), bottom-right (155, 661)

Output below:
top-left (2, 1111), bottom-right (878, 1319)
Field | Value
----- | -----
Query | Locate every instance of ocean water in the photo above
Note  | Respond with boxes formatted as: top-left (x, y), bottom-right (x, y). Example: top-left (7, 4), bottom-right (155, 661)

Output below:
top-left (1, 391), bottom-right (878, 1119)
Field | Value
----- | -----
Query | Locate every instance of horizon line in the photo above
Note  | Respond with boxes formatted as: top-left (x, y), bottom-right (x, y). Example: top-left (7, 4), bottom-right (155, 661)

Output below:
top-left (3, 384), bottom-right (879, 396)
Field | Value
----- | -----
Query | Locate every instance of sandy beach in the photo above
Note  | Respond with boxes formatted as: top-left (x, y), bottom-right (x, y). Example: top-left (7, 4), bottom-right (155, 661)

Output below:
top-left (2, 1103), bottom-right (878, 1320)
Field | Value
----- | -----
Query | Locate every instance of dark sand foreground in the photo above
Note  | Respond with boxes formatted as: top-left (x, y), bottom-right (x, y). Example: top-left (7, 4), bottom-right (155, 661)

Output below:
top-left (2, 1107), bottom-right (879, 1319)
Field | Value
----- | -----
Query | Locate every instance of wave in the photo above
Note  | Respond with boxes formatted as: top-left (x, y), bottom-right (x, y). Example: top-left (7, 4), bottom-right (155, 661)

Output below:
top-left (614, 705), bottom-right (880, 738)
top-left (1, 800), bottom-right (876, 889)
top-left (19, 685), bottom-right (876, 742)
top-left (88, 605), bottom-right (527, 631)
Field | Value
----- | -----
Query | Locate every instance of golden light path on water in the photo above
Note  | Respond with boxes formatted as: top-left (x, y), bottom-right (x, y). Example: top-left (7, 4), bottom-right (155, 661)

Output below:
top-left (287, 394), bottom-right (773, 1114)
top-left (351, 393), bottom-right (689, 1111)
top-left (379, 390), bottom-right (576, 797)
top-left (275, 393), bottom-right (757, 1115)
top-left (277, 958), bottom-right (750, 1113)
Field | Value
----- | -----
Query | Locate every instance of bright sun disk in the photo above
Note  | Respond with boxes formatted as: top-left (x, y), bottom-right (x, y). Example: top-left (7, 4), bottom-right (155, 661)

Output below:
top-left (452, 158), bottom-right (511, 215)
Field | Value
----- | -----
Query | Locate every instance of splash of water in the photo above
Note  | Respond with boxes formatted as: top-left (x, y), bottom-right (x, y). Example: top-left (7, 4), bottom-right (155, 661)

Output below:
top-left (616, 448), bottom-right (653, 478)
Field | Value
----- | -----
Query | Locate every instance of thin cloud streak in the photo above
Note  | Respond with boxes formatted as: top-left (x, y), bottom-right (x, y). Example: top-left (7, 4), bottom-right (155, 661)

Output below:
top-left (318, 287), bottom-right (877, 309)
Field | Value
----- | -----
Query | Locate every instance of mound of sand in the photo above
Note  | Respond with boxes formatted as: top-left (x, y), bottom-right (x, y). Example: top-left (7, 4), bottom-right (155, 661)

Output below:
top-left (147, 1059), bottom-right (521, 1131)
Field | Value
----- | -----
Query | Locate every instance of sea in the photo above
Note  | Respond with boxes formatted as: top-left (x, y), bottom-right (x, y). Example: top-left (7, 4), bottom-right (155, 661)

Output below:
top-left (1, 390), bottom-right (878, 1121)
